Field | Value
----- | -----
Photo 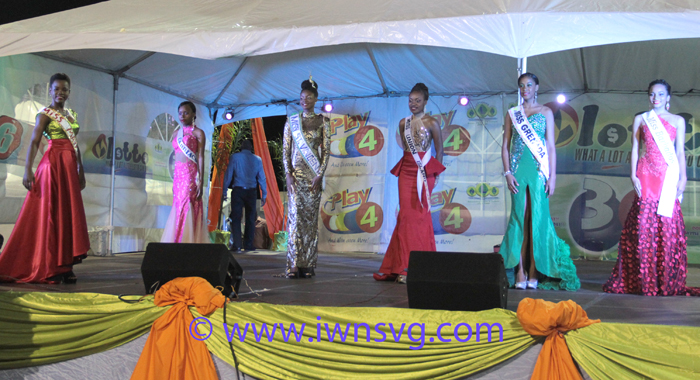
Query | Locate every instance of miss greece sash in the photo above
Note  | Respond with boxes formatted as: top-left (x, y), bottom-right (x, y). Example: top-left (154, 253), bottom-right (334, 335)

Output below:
top-left (289, 112), bottom-right (321, 177)
top-left (642, 110), bottom-right (681, 217)
top-left (404, 116), bottom-right (432, 208)
top-left (177, 126), bottom-right (198, 164)
top-left (40, 107), bottom-right (79, 154)
top-left (508, 105), bottom-right (550, 180)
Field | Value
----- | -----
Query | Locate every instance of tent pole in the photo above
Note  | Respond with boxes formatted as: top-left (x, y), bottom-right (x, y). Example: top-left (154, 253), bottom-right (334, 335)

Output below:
top-left (517, 57), bottom-right (527, 104)
top-left (108, 74), bottom-right (119, 254)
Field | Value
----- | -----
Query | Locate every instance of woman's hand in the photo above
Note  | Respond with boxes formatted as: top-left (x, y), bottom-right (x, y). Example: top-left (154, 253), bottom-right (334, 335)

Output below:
top-left (23, 169), bottom-right (35, 191)
top-left (506, 173), bottom-right (519, 194)
top-left (677, 177), bottom-right (687, 199)
top-left (196, 182), bottom-right (203, 200)
top-left (631, 175), bottom-right (642, 197)
top-left (545, 175), bottom-right (556, 197)
top-left (286, 173), bottom-right (296, 193)
top-left (312, 175), bottom-right (323, 193)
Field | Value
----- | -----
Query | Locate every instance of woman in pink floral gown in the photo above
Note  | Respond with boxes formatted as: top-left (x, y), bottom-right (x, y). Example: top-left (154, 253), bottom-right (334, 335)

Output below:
top-left (604, 80), bottom-right (699, 296)
top-left (161, 101), bottom-right (209, 243)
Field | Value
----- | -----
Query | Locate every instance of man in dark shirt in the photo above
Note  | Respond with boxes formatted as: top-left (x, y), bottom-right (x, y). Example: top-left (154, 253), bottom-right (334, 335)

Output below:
top-left (223, 140), bottom-right (267, 252)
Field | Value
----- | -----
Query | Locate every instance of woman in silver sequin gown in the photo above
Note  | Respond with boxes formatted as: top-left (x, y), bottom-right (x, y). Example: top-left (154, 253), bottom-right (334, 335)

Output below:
top-left (283, 79), bottom-right (331, 278)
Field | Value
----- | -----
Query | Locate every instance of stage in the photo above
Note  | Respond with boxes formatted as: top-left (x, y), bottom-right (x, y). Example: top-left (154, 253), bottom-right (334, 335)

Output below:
top-left (2, 251), bottom-right (699, 326)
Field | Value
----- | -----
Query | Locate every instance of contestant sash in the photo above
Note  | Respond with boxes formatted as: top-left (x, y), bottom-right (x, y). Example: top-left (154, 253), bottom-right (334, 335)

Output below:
top-left (404, 116), bottom-right (432, 208)
top-left (509, 105), bottom-right (550, 180)
top-left (642, 110), bottom-right (681, 217)
top-left (177, 126), bottom-right (198, 164)
top-left (40, 107), bottom-right (78, 154)
top-left (289, 112), bottom-right (321, 177)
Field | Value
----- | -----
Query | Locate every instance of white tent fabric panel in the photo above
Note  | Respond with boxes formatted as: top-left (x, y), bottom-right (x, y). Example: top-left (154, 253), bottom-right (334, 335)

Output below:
top-left (125, 53), bottom-right (246, 104)
top-left (582, 39), bottom-right (700, 92)
top-left (371, 44), bottom-right (516, 95)
top-left (218, 44), bottom-right (385, 106)
top-left (2, 1), bottom-right (700, 60)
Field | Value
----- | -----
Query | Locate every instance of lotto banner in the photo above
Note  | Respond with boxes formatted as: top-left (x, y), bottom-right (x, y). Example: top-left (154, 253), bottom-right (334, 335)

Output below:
top-left (546, 93), bottom-right (700, 262)
top-left (319, 99), bottom-right (389, 252)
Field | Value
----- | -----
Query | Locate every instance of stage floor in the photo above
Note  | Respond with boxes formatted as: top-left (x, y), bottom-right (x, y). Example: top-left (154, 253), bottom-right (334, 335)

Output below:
top-left (2, 251), bottom-right (699, 326)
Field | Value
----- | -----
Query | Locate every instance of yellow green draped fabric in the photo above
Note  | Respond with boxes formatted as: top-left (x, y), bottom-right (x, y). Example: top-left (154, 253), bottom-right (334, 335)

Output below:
top-left (0, 291), bottom-right (164, 368)
top-left (2, 291), bottom-right (700, 379)
top-left (197, 304), bottom-right (534, 379)
top-left (568, 323), bottom-right (700, 380)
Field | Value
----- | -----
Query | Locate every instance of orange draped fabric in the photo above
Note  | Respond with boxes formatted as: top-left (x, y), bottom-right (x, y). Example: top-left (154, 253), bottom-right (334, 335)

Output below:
top-left (516, 298), bottom-right (600, 380)
top-left (207, 123), bottom-right (235, 232)
top-left (131, 277), bottom-right (227, 380)
top-left (251, 117), bottom-right (285, 238)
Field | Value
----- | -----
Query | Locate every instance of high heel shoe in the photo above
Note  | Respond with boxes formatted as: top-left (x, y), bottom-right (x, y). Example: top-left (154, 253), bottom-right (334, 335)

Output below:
top-left (396, 275), bottom-right (407, 284)
top-left (515, 281), bottom-right (527, 290)
top-left (527, 279), bottom-right (538, 289)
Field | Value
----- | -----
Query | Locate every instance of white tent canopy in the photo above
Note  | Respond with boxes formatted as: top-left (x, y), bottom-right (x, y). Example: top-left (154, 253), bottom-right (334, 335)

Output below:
top-left (2, 1), bottom-right (700, 256)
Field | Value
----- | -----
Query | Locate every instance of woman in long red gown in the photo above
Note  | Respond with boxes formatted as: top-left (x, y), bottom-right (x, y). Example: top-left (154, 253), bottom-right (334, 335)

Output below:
top-left (374, 83), bottom-right (445, 283)
top-left (603, 79), bottom-right (700, 296)
top-left (0, 73), bottom-right (90, 284)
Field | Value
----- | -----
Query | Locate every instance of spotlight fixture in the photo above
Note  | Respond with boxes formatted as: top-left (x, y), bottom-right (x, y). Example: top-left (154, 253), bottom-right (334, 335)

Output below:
top-left (556, 94), bottom-right (566, 104)
top-left (223, 108), bottom-right (234, 120)
top-left (459, 96), bottom-right (469, 106)
top-left (323, 101), bottom-right (333, 113)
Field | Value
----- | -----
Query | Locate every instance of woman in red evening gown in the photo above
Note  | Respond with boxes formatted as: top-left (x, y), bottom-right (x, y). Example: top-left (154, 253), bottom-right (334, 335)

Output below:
top-left (603, 79), bottom-right (699, 296)
top-left (374, 83), bottom-right (445, 283)
top-left (0, 73), bottom-right (90, 284)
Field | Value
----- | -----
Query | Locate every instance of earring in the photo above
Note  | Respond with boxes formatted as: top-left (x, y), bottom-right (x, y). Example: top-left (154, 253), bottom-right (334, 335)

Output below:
top-left (666, 102), bottom-right (670, 111)
top-left (534, 92), bottom-right (538, 102)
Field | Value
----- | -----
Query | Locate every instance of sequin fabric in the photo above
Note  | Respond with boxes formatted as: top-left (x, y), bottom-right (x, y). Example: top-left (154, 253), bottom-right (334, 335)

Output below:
top-left (603, 117), bottom-right (700, 296)
top-left (162, 126), bottom-right (208, 243)
top-left (510, 113), bottom-right (547, 185)
top-left (283, 113), bottom-right (331, 272)
top-left (42, 109), bottom-right (79, 140)
top-left (402, 116), bottom-right (432, 152)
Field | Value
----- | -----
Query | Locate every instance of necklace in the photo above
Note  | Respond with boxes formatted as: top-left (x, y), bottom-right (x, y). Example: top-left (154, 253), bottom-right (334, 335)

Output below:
top-left (303, 110), bottom-right (316, 118)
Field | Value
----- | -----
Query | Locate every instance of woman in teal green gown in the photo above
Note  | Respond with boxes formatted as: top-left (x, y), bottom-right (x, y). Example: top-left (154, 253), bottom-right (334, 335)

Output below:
top-left (500, 73), bottom-right (580, 291)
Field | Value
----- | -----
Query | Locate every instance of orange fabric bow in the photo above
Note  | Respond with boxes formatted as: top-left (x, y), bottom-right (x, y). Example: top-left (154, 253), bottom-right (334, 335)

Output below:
top-left (131, 277), bottom-right (227, 380)
top-left (517, 298), bottom-right (600, 380)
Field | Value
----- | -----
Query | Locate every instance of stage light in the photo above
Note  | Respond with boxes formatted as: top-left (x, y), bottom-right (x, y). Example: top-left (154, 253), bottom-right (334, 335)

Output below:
top-left (459, 96), bottom-right (469, 106)
top-left (556, 94), bottom-right (566, 104)
top-left (224, 108), bottom-right (234, 120)
top-left (323, 101), bottom-right (333, 113)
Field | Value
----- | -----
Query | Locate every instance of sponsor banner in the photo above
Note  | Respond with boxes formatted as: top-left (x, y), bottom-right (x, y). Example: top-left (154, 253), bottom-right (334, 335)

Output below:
top-left (0, 115), bottom-right (26, 164)
top-left (318, 175), bottom-right (385, 252)
top-left (326, 111), bottom-right (388, 176)
top-left (82, 131), bottom-right (149, 178)
top-left (546, 93), bottom-right (700, 262)
top-left (146, 138), bottom-right (174, 182)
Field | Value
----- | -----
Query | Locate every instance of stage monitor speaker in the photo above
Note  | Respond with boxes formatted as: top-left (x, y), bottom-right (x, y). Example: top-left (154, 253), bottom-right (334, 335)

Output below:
top-left (141, 243), bottom-right (243, 298)
top-left (407, 251), bottom-right (507, 312)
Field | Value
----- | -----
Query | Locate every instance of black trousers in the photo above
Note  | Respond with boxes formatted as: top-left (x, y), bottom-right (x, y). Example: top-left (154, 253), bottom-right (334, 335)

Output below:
top-left (229, 187), bottom-right (257, 250)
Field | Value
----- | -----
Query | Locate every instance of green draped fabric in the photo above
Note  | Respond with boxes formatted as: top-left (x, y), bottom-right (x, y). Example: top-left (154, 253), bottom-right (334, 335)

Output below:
top-left (2, 291), bottom-right (700, 380)
top-left (0, 291), bottom-right (164, 369)
top-left (567, 323), bottom-right (700, 380)
top-left (197, 303), bottom-right (536, 380)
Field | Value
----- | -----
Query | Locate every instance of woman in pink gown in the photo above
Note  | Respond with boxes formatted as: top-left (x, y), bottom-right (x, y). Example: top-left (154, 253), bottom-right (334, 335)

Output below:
top-left (161, 101), bottom-right (209, 243)
top-left (604, 79), bottom-right (699, 296)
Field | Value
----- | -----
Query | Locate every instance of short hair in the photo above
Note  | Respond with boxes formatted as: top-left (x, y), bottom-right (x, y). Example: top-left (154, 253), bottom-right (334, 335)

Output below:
top-left (49, 73), bottom-right (71, 87)
top-left (241, 140), bottom-right (253, 151)
top-left (518, 72), bottom-right (539, 85)
top-left (410, 83), bottom-right (429, 100)
top-left (178, 100), bottom-right (196, 115)
top-left (648, 79), bottom-right (671, 95)
top-left (301, 79), bottom-right (318, 98)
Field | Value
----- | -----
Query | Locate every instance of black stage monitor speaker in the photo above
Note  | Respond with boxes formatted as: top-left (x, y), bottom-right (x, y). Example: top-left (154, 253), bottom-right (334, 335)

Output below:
top-left (141, 243), bottom-right (243, 298)
top-left (407, 251), bottom-right (507, 312)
